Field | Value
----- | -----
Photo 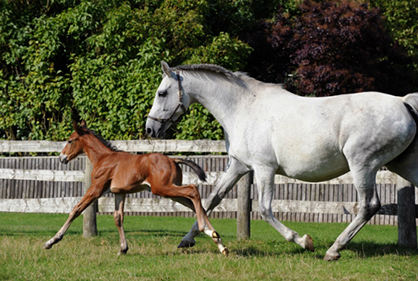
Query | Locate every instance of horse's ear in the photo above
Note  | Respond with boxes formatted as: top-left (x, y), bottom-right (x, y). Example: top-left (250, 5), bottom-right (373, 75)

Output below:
top-left (161, 61), bottom-right (175, 78)
top-left (80, 120), bottom-right (87, 127)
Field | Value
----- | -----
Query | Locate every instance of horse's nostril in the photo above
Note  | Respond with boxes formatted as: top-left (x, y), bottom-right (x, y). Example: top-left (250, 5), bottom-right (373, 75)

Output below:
top-left (146, 127), bottom-right (153, 136)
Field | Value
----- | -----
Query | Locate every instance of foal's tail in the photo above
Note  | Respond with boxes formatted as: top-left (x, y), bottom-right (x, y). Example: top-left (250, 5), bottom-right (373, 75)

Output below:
top-left (174, 159), bottom-right (207, 182)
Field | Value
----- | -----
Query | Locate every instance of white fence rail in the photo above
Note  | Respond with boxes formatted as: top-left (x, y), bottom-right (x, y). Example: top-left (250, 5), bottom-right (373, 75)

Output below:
top-left (0, 140), bottom-right (417, 241)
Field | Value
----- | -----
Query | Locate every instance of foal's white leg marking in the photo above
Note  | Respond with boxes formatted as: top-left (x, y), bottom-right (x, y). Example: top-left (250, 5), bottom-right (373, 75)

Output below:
top-left (178, 158), bottom-right (249, 248)
top-left (255, 166), bottom-right (314, 251)
top-left (324, 168), bottom-right (380, 261)
top-left (203, 227), bottom-right (228, 256)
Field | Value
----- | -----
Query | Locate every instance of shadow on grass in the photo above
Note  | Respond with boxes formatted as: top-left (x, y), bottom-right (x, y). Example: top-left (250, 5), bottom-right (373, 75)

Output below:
top-left (345, 241), bottom-right (418, 258)
top-left (223, 239), bottom-right (418, 260)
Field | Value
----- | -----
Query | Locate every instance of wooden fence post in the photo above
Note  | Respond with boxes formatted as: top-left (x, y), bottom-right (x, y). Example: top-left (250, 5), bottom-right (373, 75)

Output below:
top-left (397, 176), bottom-right (417, 248)
top-left (237, 171), bottom-right (253, 240)
top-left (83, 157), bottom-right (97, 237)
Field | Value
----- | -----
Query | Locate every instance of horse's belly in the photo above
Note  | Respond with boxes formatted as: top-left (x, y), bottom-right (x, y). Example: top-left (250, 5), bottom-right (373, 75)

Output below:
top-left (278, 149), bottom-right (350, 182)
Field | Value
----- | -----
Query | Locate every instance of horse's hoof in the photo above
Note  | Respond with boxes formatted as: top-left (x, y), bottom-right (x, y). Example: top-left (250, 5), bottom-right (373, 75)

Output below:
top-left (177, 240), bottom-right (195, 248)
top-left (303, 234), bottom-right (314, 252)
top-left (118, 248), bottom-right (129, 256)
top-left (43, 241), bottom-right (52, 249)
top-left (323, 253), bottom-right (341, 261)
top-left (222, 248), bottom-right (229, 257)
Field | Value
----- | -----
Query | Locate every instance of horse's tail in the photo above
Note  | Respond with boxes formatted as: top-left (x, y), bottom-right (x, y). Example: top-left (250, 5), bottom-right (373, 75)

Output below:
top-left (402, 93), bottom-right (418, 123)
top-left (174, 159), bottom-right (207, 182)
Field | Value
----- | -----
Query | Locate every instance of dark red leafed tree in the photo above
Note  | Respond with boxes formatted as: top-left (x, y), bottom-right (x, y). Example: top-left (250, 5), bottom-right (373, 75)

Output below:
top-left (252, 0), bottom-right (413, 96)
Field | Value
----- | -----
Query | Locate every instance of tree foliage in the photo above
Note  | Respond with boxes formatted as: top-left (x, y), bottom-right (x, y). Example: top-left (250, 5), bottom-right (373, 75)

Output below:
top-left (0, 0), bottom-right (252, 140)
top-left (0, 0), bottom-right (417, 140)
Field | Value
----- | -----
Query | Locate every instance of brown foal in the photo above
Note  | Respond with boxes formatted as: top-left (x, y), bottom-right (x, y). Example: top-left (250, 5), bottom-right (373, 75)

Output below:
top-left (44, 120), bottom-right (228, 256)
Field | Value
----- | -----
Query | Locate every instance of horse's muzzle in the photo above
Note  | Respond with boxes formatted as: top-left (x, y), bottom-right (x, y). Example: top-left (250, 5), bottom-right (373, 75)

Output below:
top-left (146, 125), bottom-right (166, 139)
top-left (59, 153), bottom-right (69, 164)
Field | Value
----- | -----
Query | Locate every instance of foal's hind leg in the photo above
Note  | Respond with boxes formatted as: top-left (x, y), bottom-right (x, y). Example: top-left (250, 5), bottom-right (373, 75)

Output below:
top-left (114, 194), bottom-right (128, 255)
top-left (161, 185), bottom-right (229, 256)
top-left (179, 158), bottom-right (249, 249)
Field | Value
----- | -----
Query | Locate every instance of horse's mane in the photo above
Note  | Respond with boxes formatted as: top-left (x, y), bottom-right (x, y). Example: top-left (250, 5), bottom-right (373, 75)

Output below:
top-left (172, 64), bottom-right (235, 79)
top-left (81, 125), bottom-right (121, 152)
top-left (171, 63), bottom-right (284, 89)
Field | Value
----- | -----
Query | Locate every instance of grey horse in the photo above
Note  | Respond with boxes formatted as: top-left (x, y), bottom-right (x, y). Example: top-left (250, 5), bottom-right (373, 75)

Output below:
top-left (146, 61), bottom-right (418, 260)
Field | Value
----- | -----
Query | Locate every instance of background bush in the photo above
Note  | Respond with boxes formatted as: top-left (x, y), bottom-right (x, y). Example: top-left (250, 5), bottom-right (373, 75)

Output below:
top-left (0, 0), bottom-right (417, 140)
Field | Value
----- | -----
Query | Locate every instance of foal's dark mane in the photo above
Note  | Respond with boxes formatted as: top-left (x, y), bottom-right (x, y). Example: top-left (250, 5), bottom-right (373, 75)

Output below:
top-left (81, 125), bottom-right (121, 152)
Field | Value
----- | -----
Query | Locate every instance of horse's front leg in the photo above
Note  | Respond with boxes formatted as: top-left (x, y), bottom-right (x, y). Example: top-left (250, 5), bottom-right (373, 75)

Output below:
top-left (44, 185), bottom-right (102, 249)
top-left (114, 193), bottom-right (128, 255)
top-left (178, 157), bottom-right (249, 248)
top-left (254, 166), bottom-right (314, 252)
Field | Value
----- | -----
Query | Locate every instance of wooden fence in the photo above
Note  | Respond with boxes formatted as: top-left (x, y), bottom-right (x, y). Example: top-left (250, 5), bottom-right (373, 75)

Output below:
top-left (1, 140), bottom-right (417, 226)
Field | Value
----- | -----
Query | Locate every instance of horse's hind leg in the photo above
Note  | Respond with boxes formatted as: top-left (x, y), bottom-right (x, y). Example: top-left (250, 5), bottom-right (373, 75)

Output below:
top-left (255, 166), bottom-right (314, 252)
top-left (386, 138), bottom-right (418, 187)
top-left (114, 194), bottom-right (128, 255)
top-left (324, 168), bottom-right (380, 261)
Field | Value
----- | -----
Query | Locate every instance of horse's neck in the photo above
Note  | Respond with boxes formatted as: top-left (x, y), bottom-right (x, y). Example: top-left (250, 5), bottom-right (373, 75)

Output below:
top-left (82, 136), bottom-right (113, 164)
top-left (187, 74), bottom-right (248, 130)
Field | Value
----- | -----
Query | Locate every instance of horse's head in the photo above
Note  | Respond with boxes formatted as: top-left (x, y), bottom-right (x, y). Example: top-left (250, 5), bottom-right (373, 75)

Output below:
top-left (146, 61), bottom-right (191, 138)
top-left (59, 120), bottom-right (88, 164)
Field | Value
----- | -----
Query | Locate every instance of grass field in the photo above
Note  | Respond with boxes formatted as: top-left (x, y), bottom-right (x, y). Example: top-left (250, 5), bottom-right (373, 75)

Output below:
top-left (1, 213), bottom-right (417, 280)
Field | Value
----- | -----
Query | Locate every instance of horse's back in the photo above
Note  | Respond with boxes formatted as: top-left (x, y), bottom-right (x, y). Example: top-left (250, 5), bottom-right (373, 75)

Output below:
top-left (236, 91), bottom-right (417, 181)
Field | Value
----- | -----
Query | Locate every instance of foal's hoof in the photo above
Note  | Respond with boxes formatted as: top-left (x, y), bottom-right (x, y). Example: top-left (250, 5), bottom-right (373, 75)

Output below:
top-left (177, 240), bottom-right (196, 248)
top-left (222, 248), bottom-right (229, 257)
top-left (303, 234), bottom-right (314, 252)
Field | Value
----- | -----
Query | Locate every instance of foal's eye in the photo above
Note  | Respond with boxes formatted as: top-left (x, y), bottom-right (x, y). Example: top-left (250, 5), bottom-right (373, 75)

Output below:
top-left (158, 91), bottom-right (167, 97)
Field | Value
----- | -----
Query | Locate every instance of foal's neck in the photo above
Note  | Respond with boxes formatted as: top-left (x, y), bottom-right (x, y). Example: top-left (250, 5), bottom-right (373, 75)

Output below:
top-left (81, 135), bottom-right (114, 164)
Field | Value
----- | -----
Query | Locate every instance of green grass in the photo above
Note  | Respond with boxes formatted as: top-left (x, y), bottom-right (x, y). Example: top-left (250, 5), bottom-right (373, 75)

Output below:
top-left (1, 213), bottom-right (417, 280)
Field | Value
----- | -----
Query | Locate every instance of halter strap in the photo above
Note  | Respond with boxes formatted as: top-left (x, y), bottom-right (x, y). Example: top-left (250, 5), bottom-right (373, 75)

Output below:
top-left (147, 71), bottom-right (187, 124)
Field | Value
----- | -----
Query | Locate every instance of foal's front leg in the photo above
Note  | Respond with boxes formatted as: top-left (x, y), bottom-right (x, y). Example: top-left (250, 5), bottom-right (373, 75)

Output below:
top-left (44, 186), bottom-right (102, 249)
top-left (114, 193), bottom-right (128, 255)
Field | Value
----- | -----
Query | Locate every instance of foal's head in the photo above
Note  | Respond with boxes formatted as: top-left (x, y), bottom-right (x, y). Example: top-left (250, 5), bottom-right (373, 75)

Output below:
top-left (59, 120), bottom-right (89, 164)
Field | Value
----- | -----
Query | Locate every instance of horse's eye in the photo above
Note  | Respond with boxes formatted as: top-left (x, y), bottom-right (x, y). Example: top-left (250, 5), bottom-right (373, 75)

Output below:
top-left (68, 140), bottom-right (72, 144)
top-left (158, 91), bottom-right (167, 97)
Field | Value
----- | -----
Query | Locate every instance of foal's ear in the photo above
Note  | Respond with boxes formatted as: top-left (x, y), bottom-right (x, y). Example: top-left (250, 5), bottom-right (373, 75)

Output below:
top-left (72, 120), bottom-right (85, 135)
top-left (161, 61), bottom-right (175, 78)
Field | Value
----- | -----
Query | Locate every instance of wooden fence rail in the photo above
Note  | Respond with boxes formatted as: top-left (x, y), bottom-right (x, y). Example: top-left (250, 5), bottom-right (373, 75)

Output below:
top-left (0, 140), bottom-right (417, 244)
